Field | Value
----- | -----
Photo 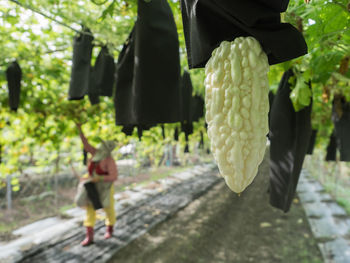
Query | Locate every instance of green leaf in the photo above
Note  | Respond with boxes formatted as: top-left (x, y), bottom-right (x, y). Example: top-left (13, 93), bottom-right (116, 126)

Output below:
top-left (290, 76), bottom-right (312, 112)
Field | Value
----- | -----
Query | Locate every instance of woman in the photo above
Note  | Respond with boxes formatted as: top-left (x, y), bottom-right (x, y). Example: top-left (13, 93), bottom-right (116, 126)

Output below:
top-left (77, 123), bottom-right (118, 246)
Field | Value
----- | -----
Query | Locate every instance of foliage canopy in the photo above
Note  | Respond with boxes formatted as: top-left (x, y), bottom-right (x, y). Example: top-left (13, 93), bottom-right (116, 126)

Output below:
top-left (0, 0), bottom-right (349, 188)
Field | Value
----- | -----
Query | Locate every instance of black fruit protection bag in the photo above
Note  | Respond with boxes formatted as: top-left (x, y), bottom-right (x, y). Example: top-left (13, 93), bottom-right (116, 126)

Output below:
top-left (180, 0), bottom-right (307, 68)
top-left (199, 131), bottom-right (204, 149)
top-left (88, 67), bottom-right (100, 105)
top-left (179, 71), bottom-right (204, 140)
top-left (114, 28), bottom-right (135, 124)
top-left (137, 126), bottom-right (143, 141)
top-left (68, 29), bottom-right (94, 100)
top-left (325, 132), bottom-right (337, 161)
top-left (174, 126), bottom-right (179, 141)
top-left (94, 46), bottom-right (115, 97)
top-left (332, 97), bottom-right (350, 161)
top-left (6, 61), bottom-right (22, 111)
top-left (191, 95), bottom-right (204, 122)
top-left (181, 71), bottom-right (192, 118)
top-left (114, 0), bottom-right (181, 125)
top-left (306, 129), bottom-right (317, 155)
top-left (122, 125), bottom-right (135, 136)
top-left (161, 124), bottom-right (166, 139)
top-left (269, 70), bottom-right (312, 212)
top-left (180, 71), bottom-right (194, 138)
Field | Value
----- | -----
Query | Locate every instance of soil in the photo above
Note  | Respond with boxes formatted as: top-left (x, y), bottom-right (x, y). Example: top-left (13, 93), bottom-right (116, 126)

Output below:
top-left (0, 187), bottom-right (76, 242)
top-left (111, 153), bottom-right (323, 263)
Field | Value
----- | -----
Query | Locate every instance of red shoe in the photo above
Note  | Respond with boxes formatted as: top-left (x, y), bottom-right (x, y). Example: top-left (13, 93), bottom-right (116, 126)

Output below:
top-left (104, 225), bottom-right (113, 239)
top-left (81, 226), bottom-right (94, 246)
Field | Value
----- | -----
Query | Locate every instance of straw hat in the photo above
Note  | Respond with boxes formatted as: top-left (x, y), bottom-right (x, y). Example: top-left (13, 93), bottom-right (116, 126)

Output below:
top-left (91, 140), bottom-right (116, 162)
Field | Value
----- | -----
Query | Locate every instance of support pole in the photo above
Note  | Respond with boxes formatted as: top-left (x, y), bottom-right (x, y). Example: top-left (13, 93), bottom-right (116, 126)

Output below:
top-left (6, 174), bottom-right (12, 210)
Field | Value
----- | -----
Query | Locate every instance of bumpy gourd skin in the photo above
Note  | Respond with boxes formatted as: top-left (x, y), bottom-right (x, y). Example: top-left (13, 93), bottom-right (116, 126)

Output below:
top-left (205, 37), bottom-right (270, 193)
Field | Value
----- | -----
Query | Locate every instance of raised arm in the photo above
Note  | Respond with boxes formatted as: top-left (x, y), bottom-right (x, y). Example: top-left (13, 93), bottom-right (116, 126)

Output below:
top-left (77, 124), bottom-right (96, 154)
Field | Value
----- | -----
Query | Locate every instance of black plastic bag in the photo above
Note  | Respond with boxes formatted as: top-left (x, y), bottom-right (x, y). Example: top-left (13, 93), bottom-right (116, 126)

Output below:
top-left (184, 139), bottom-right (189, 153)
top-left (325, 132), bottom-right (337, 161)
top-left (180, 71), bottom-right (193, 121)
top-left (115, 28), bottom-right (135, 124)
top-left (68, 28), bottom-right (94, 100)
top-left (191, 95), bottom-right (204, 122)
top-left (332, 96), bottom-right (350, 161)
top-left (87, 66), bottom-right (100, 105)
top-left (181, 121), bottom-right (193, 138)
top-left (6, 61), bottom-right (22, 111)
top-left (180, 71), bottom-right (194, 137)
top-left (174, 126), bottom-right (179, 141)
top-left (199, 131), bottom-right (204, 149)
top-left (122, 125), bottom-right (135, 136)
top-left (269, 70), bottom-right (312, 212)
top-left (181, 0), bottom-right (307, 68)
top-left (94, 46), bottom-right (115, 97)
top-left (137, 126), bottom-right (143, 141)
top-left (306, 129), bottom-right (318, 155)
top-left (161, 124), bottom-right (166, 139)
top-left (255, 0), bottom-right (290, 11)
top-left (84, 182), bottom-right (103, 210)
top-left (114, 0), bottom-right (181, 125)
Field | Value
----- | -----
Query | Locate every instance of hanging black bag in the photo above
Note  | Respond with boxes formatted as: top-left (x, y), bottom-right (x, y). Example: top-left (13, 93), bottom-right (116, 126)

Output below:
top-left (68, 28), bottom-right (94, 100)
top-left (114, 0), bottom-right (181, 125)
top-left (325, 132), bottom-right (337, 161)
top-left (6, 61), bottom-right (22, 111)
top-left (191, 95), bottom-right (204, 123)
top-left (306, 129), bottom-right (318, 155)
top-left (174, 126), bottom-right (179, 141)
top-left (122, 125), bottom-right (135, 136)
top-left (269, 69), bottom-right (312, 212)
top-left (94, 46), bottom-right (115, 97)
top-left (180, 71), bottom-right (194, 137)
top-left (332, 96), bottom-right (350, 161)
top-left (180, 0), bottom-right (307, 69)
top-left (87, 66), bottom-right (100, 105)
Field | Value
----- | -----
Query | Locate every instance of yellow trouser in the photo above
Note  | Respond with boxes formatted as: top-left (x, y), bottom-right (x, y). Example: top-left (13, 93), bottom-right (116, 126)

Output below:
top-left (83, 184), bottom-right (116, 227)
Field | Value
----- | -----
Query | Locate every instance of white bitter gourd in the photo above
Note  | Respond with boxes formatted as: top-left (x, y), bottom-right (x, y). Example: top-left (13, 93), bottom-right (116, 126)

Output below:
top-left (205, 36), bottom-right (269, 193)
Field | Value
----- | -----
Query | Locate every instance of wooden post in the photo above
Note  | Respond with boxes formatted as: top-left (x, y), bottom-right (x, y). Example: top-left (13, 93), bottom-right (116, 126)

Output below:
top-left (165, 143), bottom-right (172, 166)
top-left (54, 148), bottom-right (60, 210)
top-left (169, 143), bottom-right (173, 166)
top-left (6, 174), bottom-right (12, 210)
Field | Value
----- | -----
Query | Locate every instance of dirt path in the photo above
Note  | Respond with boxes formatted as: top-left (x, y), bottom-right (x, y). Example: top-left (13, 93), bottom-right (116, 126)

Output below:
top-left (111, 152), bottom-right (323, 263)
